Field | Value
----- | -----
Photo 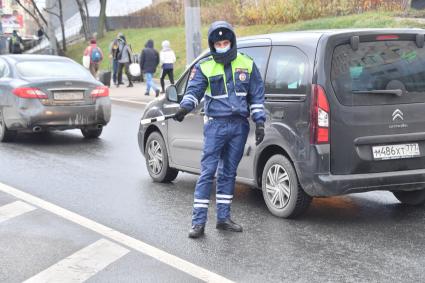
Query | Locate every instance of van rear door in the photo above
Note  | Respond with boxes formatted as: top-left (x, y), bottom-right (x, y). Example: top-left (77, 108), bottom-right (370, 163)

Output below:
top-left (327, 32), bottom-right (425, 175)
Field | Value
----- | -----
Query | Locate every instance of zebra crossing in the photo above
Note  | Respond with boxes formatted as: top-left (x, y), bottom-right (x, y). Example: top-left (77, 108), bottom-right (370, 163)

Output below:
top-left (0, 184), bottom-right (231, 283)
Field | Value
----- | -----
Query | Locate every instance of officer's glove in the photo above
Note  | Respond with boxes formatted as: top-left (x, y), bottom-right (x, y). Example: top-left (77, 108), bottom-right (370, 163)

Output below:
top-left (173, 107), bottom-right (189, 122)
top-left (255, 122), bottom-right (265, 146)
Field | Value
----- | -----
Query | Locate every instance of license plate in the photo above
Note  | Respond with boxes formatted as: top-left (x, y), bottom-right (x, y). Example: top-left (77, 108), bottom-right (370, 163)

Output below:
top-left (372, 143), bottom-right (420, 160)
top-left (53, 91), bottom-right (84, 100)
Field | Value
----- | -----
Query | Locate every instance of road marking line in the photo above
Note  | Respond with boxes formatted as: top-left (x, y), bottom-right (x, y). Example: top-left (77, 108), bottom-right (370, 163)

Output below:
top-left (110, 98), bottom-right (148, 105)
top-left (23, 239), bottom-right (129, 283)
top-left (0, 182), bottom-right (234, 283)
top-left (0, 201), bottom-right (36, 224)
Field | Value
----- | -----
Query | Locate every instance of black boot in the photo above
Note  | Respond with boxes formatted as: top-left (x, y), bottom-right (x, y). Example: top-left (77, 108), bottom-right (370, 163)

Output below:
top-left (216, 219), bottom-right (243, 232)
top-left (188, 224), bottom-right (205, 238)
top-left (155, 89), bottom-right (160, 97)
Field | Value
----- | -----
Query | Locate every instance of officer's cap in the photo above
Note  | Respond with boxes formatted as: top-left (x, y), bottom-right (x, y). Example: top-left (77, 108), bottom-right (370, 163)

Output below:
top-left (209, 28), bottom-right (234, 43)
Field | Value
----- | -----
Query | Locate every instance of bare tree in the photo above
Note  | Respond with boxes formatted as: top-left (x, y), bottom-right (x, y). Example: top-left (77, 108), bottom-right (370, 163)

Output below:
top-left (15, 0), bottom-right (47, 28)
top-left (44, 1), bottom-right (67, 52)
top-left (97, 0), bottom-right (107, 39)
top-left (83, 0), bottom-right (91, 34)
top-left (75, 0), bottom-right (90, 41)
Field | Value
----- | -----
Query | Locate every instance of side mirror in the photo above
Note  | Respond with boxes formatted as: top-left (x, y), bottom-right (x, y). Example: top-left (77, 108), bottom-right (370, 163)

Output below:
top-left (165, 85), bottom-right (178, 103)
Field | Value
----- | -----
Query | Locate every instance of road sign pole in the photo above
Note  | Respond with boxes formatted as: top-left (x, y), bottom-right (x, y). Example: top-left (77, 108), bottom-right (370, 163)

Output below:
top-left (184, 0), bottom-right (201, 66)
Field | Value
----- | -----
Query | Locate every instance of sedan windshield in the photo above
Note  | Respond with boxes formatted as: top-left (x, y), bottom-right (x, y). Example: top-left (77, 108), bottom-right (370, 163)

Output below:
top-left (16, 61), bottom-right (91, 79)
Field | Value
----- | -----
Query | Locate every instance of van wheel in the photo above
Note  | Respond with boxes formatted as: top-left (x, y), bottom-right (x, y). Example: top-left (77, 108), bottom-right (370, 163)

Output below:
top-left (0, 109), bottom-right (17, 143)
top-left (261, 155), bottom-right (312, 218)
top-left (393, 189), bottom-right (425, 206)
top-left (145, 131), bottom-right (178, 182)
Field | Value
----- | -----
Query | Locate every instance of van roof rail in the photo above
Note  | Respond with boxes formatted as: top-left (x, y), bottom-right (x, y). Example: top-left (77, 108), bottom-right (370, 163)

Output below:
top-left (416, 34), bottom-right (424, 48)
top-left (350, 36), bottom-right (359, 51)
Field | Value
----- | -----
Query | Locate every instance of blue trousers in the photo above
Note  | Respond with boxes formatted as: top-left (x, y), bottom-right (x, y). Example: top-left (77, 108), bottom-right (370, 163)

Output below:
top-left (144, 73), bottom-right (159, 94)
top-left (192, 117), bottom-right (249, 225)
top-left (112, 59), bottom-right (118, 84)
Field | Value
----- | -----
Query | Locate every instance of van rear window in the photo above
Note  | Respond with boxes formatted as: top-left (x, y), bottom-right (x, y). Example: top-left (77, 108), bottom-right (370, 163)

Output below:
top-left (331, 41), bottom-right (425, 106)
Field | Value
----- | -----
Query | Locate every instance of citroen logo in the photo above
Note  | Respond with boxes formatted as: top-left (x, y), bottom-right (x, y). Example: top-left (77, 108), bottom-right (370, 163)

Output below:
top-left (392, 109), bottom-right (403, 121)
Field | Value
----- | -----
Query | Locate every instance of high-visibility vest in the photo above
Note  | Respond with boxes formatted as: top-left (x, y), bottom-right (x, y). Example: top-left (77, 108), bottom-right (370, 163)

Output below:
top-left (199, 53), bottom-right (253, 99)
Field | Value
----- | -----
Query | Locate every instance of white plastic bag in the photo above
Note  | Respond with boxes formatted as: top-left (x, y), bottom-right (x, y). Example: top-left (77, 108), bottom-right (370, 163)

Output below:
top-left (82, 55), bottom-right (90, 69)
top-left (129, 63), bottom-right (141, 77)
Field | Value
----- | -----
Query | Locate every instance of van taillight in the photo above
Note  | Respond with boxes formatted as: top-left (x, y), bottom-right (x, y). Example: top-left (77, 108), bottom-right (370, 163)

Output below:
top-left (12, 87), bottom-right (48, 99)
top-left (310, 84), bottom-right (330, 144)
top-left (91, 86), bottom-right (109, 98)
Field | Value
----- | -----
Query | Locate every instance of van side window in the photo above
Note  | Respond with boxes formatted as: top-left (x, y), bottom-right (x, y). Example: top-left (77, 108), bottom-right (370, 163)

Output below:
top-left (265, 46), bottom-right (308, 95)
top-left (238, 47), bottom-right (270, 79)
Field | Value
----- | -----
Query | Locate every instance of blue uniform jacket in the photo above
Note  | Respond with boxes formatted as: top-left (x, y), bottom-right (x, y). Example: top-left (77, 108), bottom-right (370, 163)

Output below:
top-left (180, 57), bottom-right (266, 124)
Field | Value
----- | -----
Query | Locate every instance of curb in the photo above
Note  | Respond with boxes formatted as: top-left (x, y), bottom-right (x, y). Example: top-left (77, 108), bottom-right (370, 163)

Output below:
top-left (110, 98), bottom-right (150, 108)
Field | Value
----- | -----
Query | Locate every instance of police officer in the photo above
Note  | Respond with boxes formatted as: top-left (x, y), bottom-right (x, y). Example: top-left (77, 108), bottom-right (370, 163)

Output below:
top-left (174, 21), bottom-right (266, 238)
top-left (9, 30), bottom-right (23, 54)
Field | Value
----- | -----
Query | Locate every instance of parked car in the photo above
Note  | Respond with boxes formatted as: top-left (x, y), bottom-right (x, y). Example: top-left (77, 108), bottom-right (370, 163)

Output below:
top-left (0, 55), bottom-right (111, 142)
top-left (138, 29), bottom-right (425, 218)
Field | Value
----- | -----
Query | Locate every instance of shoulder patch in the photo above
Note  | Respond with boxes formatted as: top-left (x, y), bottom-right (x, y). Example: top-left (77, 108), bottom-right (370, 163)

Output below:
top-left (189, 67), bottom-right (197, 80)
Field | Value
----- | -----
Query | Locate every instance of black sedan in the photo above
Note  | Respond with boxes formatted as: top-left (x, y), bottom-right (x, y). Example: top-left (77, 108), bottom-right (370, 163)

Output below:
top-left (0, 54), bottom-right (111, 142)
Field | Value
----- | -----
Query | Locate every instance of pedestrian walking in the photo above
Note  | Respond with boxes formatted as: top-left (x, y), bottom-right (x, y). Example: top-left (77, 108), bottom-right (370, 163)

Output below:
top-left (139, 39), bottom-right (160, 97)
top-left (174, 21), bottom-right (266, 238)
top-left (109, 32), bottom-right (124, 85)
top-left (83, 39), bottom-right (104, 78)
top-left (9, 30), bottom-right (23, 54)
top-left (117, 35), bottom-right (133, 88)
top-left (159, 40), bottom-right (176, 93)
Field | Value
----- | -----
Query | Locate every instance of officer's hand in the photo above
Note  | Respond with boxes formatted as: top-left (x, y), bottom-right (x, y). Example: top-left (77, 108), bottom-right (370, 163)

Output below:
top-left (255, 122), bottom-right (265, 146)
top-left (173, 107), bottom-right (189, 122)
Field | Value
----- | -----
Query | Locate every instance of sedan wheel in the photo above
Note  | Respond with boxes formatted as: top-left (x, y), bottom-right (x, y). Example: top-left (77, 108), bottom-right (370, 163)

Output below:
top-left (0, 109), bottom-right (17, 143)
top-left (262, 154), bottom-right (311, 218)
top-left (81, 126), bottom-right (103, 139)
top-left (145, 132), bottom-right (178, 182)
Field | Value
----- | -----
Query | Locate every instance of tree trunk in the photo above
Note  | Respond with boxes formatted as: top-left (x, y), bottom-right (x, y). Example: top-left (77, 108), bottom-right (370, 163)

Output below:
top-left (30, 0), bottom-right (48, 26)
top-left (16, 0), bottom-right (48, 36)
top-left (83, 0), bottom-right (90, 34)
top-left (75, 0), bottom-right (90, 40)
top-left (97, 0), bottom-right (107, 39)
top-left (58, 0), bottom-right (66, 51)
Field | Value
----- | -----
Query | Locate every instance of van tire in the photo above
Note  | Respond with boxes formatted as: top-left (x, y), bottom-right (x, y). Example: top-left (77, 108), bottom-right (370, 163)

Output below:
top-left (145, 131), bottom-right (178, 183)
top-left (0, 109), bottom-right (17, 143)
top-left (261, 154), bottom-right (312, 218)
top-left (393, 189), bottom-right (425, 206)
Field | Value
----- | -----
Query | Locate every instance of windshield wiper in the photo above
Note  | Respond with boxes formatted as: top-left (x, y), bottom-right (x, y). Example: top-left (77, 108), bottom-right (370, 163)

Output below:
top-left (352, 89), bottom-right (403, 96)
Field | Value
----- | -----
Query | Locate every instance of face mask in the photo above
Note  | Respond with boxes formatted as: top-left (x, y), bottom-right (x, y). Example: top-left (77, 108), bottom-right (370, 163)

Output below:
top-left (215, 45), bottom-right (230, 54)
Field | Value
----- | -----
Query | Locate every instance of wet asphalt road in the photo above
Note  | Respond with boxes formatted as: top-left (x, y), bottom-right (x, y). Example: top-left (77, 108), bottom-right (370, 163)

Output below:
top-left (1, 103), bottom-right (425, 282)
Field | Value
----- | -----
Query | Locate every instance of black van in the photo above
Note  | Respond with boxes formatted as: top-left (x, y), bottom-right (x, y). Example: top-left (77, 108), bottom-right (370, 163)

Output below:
top-left (138, 29), bottom-right (425, 218)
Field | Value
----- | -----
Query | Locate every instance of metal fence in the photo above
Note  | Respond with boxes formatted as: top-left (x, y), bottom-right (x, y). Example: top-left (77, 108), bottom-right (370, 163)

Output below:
top-left (89, 16), bottom-right (162, 31)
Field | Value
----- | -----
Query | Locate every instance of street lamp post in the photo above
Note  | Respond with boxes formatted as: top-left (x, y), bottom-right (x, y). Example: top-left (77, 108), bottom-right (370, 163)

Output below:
top-left (184, 0), bottom-right (201, 66)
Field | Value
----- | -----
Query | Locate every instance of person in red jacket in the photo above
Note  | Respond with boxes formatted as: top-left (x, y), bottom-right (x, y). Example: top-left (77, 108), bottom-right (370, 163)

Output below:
top-left (84, 39), bottom-right (104, 77)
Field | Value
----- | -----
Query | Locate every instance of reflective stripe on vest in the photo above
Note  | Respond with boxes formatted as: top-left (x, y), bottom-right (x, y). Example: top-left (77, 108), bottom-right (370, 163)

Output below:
top-left (199, 53), bottom-right (253, 99)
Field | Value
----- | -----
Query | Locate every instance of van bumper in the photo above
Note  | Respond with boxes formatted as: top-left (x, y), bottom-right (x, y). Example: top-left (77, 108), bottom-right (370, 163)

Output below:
top-left (308, 169), bottom-right (425, 197)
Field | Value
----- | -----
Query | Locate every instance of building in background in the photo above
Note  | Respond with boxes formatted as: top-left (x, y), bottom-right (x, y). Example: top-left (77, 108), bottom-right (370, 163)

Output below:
top-left (1, 0), bottom-right (38, 36)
